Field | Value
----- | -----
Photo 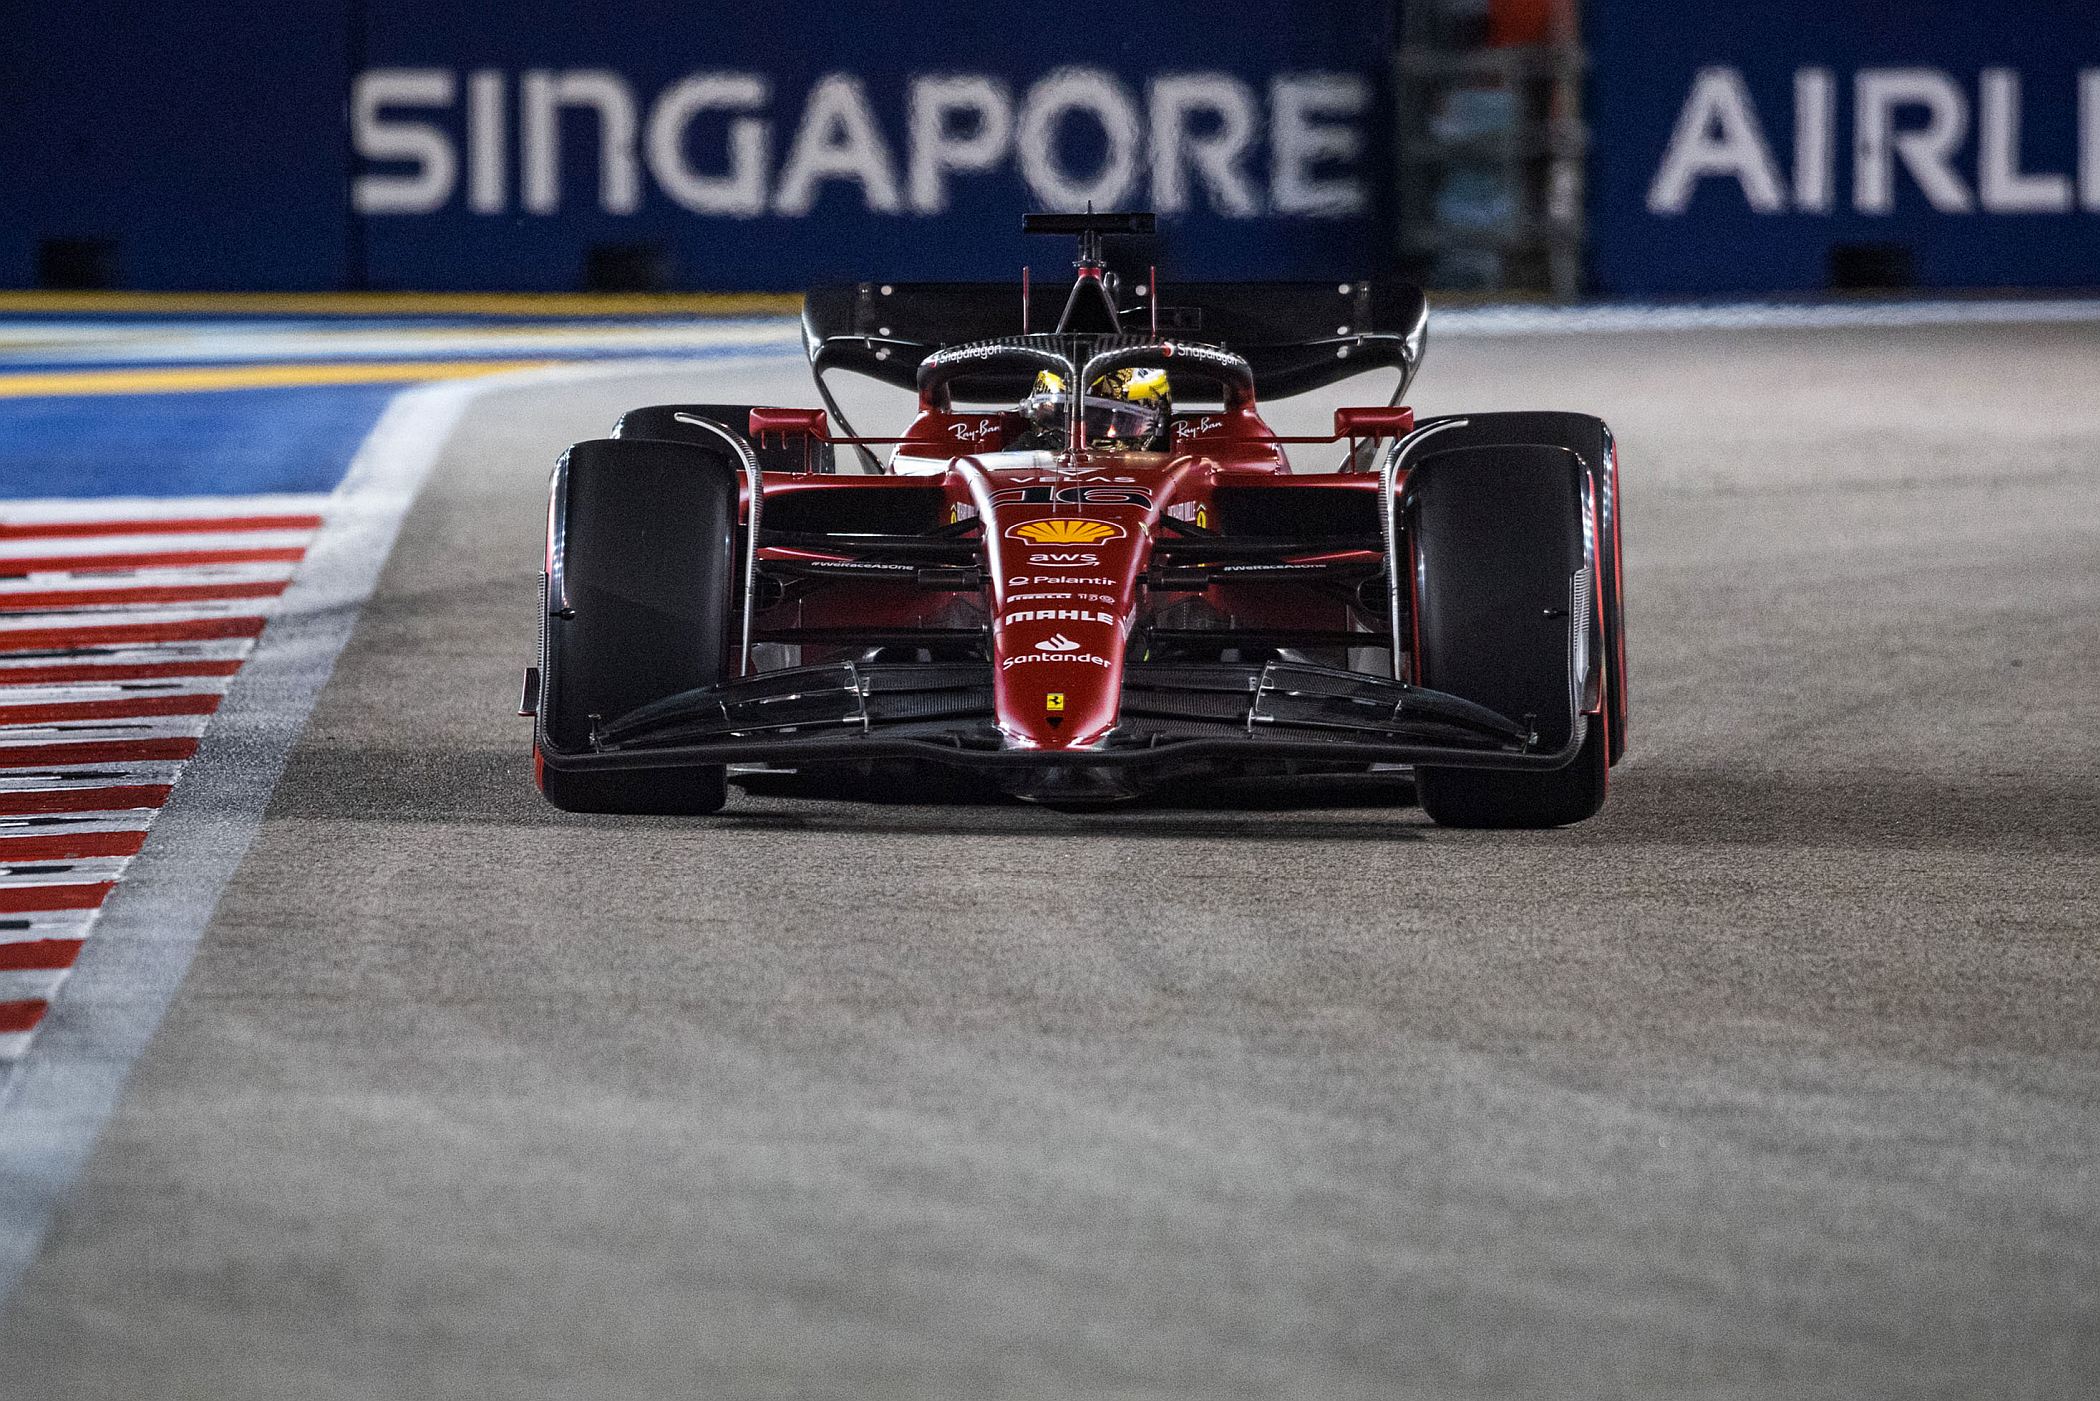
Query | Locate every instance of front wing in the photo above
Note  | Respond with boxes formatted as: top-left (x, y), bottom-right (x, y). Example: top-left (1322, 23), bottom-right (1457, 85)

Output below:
top-left (532, 658), bottom-right (1591, 778)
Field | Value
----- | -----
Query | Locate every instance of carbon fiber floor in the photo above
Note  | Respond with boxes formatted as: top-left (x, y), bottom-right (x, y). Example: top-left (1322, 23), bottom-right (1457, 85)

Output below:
top-left (3, 323), bottom-right (2097, 1398)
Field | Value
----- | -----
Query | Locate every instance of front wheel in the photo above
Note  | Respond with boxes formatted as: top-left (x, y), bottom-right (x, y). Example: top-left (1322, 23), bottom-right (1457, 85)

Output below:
top-left (1407, 443), bottom-right (1608, 829)
top-left (1412, 412), bottom-right (1626, 764)
top-left (536, 436), bottom-right (739, 815)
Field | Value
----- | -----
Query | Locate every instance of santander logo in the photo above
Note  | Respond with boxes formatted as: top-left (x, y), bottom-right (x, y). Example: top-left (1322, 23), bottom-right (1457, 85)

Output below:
top-left (1001, 629), bottom-right (1113, 670)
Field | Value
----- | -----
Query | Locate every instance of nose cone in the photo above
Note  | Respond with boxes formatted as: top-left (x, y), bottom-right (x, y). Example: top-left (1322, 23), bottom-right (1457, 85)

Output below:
top-left (967, 461), bottom-right (1168, 750)
top-left (990, 523), bottom-right (1142, 748)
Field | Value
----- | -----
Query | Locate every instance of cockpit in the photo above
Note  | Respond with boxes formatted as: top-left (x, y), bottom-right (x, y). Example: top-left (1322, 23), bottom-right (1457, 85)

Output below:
top-left (881, 334), bottom-right (1260, 472)
top-left (1014, 367), bottom-right (1172, 453)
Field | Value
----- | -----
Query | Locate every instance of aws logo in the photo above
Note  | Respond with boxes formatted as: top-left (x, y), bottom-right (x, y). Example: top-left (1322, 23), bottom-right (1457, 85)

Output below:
top-left (1006, 518), bottom-right (1125, 545)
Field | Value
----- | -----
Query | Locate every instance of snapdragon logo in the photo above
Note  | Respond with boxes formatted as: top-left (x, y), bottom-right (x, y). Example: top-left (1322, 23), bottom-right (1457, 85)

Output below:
top-left (353, 66), bottom-right (1369, 220)
top-left (1648, 65), bottom-right (2100, 215)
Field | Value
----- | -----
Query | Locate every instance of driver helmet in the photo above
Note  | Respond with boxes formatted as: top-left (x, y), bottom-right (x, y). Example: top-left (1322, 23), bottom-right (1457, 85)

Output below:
top-left (1023, 367), bottom-right (1171, 450)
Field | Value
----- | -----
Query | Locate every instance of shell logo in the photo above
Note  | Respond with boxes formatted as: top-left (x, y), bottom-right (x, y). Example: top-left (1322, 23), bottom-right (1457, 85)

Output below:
top-left (1005, 518), bottom-right (1125, 545)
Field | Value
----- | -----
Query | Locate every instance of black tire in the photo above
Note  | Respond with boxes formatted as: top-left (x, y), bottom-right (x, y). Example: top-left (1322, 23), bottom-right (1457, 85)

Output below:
top-left (1415, 412), bottom-right (1626, 763)
top-left (614, 403), bottom-right (835, 475)
top-left (1408, 443), bottom-right (1608, 829)
top-left (536, 437), bottom-right (738, 815)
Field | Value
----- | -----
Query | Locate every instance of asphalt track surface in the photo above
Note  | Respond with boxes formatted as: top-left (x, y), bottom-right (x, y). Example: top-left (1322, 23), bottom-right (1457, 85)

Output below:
top-left (4, 321), bottom-right (2098, 1398)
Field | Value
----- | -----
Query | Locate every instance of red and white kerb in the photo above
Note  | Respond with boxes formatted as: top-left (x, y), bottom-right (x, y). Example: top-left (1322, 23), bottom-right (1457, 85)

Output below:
top-left (0, 503), bottom-right (321, 1060)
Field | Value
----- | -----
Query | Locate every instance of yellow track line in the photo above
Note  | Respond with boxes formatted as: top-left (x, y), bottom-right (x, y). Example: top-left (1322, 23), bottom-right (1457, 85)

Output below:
top-left (0, 359), bottom-right (561, 398)
top-left (0, 291), bottom-right (804, 318)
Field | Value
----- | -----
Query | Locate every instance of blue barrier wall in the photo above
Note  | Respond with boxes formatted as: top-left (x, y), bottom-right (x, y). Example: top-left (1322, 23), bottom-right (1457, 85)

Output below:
top-left (0, 2), bottom-right (354, 291)
top-left (1586, 1), bottom-right (2100, 294)
top-left (0, 1), bottom-right (1395, 290)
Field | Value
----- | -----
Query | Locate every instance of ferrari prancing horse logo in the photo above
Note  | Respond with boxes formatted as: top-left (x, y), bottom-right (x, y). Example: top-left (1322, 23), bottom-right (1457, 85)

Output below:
top-left (1006, 519), bottom-right (1125, 545)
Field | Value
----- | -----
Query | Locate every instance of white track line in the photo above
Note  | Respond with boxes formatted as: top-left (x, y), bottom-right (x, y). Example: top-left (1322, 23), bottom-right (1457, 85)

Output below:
top-left (0, 817), bottom-right (159, 837)
top-left (0, 859), bottom-right (132, 884)
top-left (0, 563), bottom-right (299, 588)
top-left (0, 918), bottom-right (101, 947)
top-left (0, 642), bottom-right (256, 669)
top-left (0, 493), bottom-right (329, 521)
top-left (0, 719), bottom-right (214, 742)
top-left (0, 763), bottom-right (189, 784)
top-left (0, 680), bottom-right (231, 701)
top-left (0, 532), bottom-right (318, 561)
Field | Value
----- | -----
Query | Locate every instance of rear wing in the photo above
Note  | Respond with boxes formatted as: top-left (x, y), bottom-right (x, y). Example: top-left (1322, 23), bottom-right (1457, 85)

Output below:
top-left (801, 280), bottom-right (1429, 403)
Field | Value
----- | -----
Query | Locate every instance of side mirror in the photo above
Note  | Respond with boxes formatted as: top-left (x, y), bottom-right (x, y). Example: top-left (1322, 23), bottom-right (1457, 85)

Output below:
top-left (748, 406), bottom-right (830, 442)
top-left (1333, 406), bottom-right (1415, 439)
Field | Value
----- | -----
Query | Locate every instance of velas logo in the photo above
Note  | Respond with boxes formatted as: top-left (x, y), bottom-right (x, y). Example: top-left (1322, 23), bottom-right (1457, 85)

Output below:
top-left (1006, 519), bottom-right (1124, 545)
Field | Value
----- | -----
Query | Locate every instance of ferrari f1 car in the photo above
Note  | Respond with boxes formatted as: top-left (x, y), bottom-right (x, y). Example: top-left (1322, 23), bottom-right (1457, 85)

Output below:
top-left (526, 212), bottom-right (1626, 827)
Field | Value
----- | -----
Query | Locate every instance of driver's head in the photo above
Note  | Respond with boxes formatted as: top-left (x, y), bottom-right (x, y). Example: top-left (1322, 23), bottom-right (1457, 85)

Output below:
top-left (1024, 370), bottom-right (1069, 429)
top-left (1086, 368), bottom-right (1171, 451)
top-left (1022, 367), bottom-right (1172, 451)
top-left (1095, 367), bottom-right (1168, 408)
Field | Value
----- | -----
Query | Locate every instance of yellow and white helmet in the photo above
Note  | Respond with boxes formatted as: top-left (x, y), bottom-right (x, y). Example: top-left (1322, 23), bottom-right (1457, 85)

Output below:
top-left (1022, 367), bottom-right (1171, 450)
top-left (1095, 366), bottom-right (1170, 407)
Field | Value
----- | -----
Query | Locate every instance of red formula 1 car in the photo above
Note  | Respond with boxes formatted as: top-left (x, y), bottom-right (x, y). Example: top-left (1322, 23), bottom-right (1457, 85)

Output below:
top-left (526, 212), bottom-right (1626, 826)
